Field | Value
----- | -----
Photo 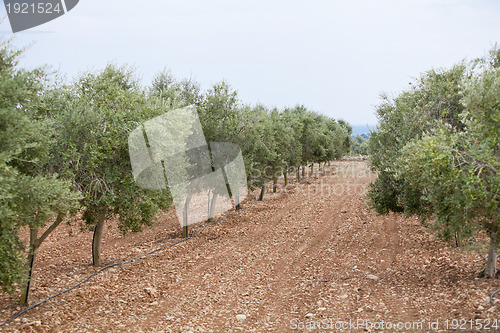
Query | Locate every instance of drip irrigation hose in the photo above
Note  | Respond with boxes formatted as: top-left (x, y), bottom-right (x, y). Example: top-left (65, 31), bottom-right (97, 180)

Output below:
top-left (0, 207), bottom-right (248, 328)
top-left (0, 163), bottom-right (311, 328)
top-left (491, 289), bottom-right (500, 310)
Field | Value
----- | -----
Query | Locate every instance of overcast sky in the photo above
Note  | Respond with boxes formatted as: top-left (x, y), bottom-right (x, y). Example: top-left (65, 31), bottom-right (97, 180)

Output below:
top-left (1, 0), bottom-right (499, 125)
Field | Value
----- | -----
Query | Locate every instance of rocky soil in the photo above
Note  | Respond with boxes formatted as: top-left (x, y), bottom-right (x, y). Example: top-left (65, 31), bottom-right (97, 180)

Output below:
top-left (1, 161), bottom-right (499, 332)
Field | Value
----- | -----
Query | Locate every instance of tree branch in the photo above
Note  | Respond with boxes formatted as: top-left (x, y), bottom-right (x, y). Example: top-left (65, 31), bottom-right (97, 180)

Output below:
top-left (35, 213), bottom-right (64, 248)
top-left (437, 146), bottom-right (498, 174)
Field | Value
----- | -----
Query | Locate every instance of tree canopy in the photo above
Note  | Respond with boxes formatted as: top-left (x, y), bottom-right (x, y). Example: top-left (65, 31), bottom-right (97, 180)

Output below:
top-left (0, 40), bottom-right (81, 298)
top-left (368, 47), bottom-right (500, 277)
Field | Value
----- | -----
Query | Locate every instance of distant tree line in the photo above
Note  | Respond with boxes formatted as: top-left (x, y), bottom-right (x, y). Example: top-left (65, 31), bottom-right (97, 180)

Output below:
top-left (368, 47), bottom-right (500, 277)
top-left (0, 41), bottom-right (352, 304)
top-left (352, 135), bottom-right (369, 155)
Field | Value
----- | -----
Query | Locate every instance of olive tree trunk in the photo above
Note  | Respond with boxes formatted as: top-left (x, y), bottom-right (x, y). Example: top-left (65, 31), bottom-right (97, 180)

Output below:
top-left (20, 228), bottom-right (38, 306)
top-left (92, 213), bottom-right (106, 266)
top-left (20, 213), bottom-right (64, 305)
top-left (182, 194), bottom-right (192, 238)
top-left (208, 190), bottom-right (218, 221)
top-left (258, 184), bottom-right (266, 201)
top-left (455, 231), bottom-right (462, 247)
top-left (485, 231), bottom-right (499, 278)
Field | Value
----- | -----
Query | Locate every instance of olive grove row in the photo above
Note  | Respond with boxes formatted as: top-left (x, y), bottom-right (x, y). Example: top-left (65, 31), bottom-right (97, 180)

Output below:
top-left (368, 46), bottom-right (500, 278)
top-left (0, 41), bottom-right (352, 304)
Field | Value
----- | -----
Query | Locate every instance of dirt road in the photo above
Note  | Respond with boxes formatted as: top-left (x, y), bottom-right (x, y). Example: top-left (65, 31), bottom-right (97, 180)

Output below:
top-left (1, 161), bottom-right (499, 332)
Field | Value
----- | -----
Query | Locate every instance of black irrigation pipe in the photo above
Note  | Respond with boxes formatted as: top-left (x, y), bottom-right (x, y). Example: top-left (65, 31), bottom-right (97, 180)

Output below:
top-left (0, 206), bottom-right (250, 328)
top-left (491, 289), bottom-right (500, 311)
top-left (0, 164), bottom-right (357, 328)
top-left (0, 164), bottom-right (314, 328)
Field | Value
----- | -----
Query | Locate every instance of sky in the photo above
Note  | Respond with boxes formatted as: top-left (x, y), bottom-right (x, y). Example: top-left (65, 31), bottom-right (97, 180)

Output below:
top-left (1, 0), bottom-right (499, 125)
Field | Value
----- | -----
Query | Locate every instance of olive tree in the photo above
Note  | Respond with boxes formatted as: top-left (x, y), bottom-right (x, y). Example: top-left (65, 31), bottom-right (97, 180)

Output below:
top-left (368, 64), bottom-right (467, 215)
top-left (0, 41), bottom-right (80, 304)
top-left (281, 107), bottom-right (304, 183)
top-left (369, 47), bottom-right (500, 277)
top-left (50, 65), bottom-right (171, 266)
top-left (352, 135), bottom-right (369, 155)
top-left (150, 68), bottom-right (202, 108)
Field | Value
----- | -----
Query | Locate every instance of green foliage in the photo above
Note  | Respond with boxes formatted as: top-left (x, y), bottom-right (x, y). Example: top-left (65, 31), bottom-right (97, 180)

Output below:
top-left (399, 128), bottom-right (475, 239)
top-left (190, 81), bottom-right (352, 190)
top-left (280, 107), bottom-right (304, 168)
top-left (368, 63), bottom-right (468, 214)
top-left (49, 64), bottom-right (172, 234)
top-left (352, 135), bottom-right (369, 155)
top-left (369, 46), bottom-right (500, 274)
top-left (0, 40), bottom-right (80, 294)
top-left (281, 105), bottom-right (348, 166)
top-left (337, 119), bottom-right (353, 155)
top-left (150, 68), bottom-right (201, 108)
top-left (237, 104), bottom-right (275, 188)
top-left (1, 45), bottom-right (353, 295)
top-left (198, 80), bottom-right (240, 143)
top-left (233, 104), bottom-right (350, 189)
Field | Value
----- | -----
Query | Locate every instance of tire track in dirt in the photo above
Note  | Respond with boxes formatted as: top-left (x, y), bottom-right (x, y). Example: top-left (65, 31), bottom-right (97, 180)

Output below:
top-left (140, 169), bottom-right (341, 331)
top-left (140, 162), bottom-right (388, 331)
top-left (245, 162), bottom-right (411, 329)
